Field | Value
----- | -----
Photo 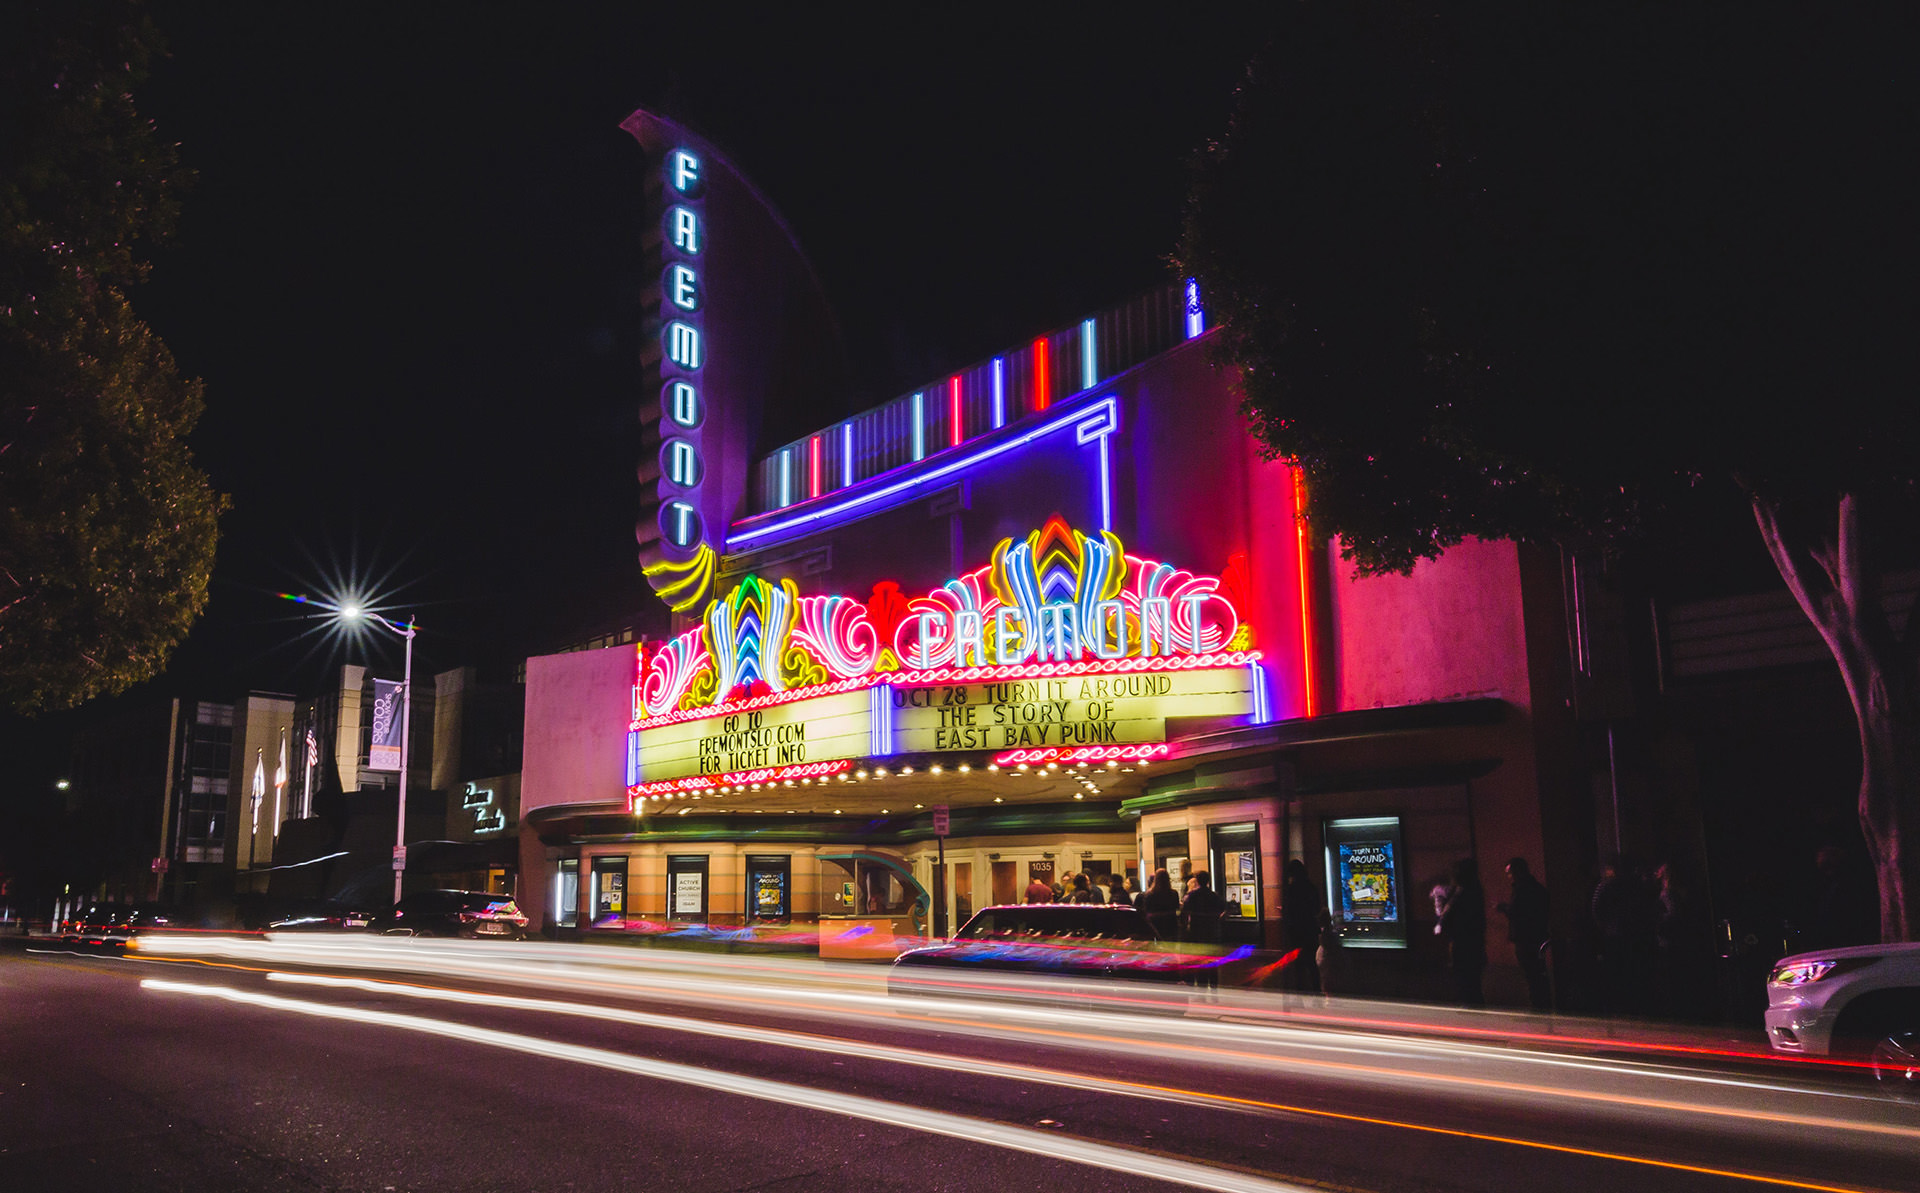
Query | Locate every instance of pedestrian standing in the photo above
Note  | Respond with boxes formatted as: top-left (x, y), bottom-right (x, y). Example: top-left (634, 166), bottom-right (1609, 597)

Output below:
top-left (1139, 867), bottom-right (1180, 942)
top-left (1315, 908), bottom-right (1342, 997)
top-left (1496, 857), bottom-right (1552, 1011)
top-left (1280, 859), bottom-right (1322, 993)
top-left (1180, 869), bottom-right (1227, 997)
top-left (1591, 854), bottom-right (1659, 1016)
top-left (1437, 858), bottom-right (1487, 1007)
top-left (1024, 874), bottom-right (1052, 904)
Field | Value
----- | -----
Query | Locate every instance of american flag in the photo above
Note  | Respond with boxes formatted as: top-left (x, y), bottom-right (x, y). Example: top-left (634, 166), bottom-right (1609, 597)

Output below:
top-left (306, 725), bottom-right (318, 769)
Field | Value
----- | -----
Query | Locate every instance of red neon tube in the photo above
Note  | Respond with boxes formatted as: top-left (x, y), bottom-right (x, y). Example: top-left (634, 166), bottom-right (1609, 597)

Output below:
top-left (1292, 465), bottom-right (1317, 716)
top-left (949, 377), bottom-right (963, 447)
top-left (809, 435), bottom-right (821, 498)
top-left (1033, 337), bottom-right (1050, 411)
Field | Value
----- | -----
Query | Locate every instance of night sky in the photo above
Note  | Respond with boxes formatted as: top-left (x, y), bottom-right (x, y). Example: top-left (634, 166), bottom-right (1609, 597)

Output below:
top-left (116, 7), bottom-right (1272, 694)
top-left (14, 8), bottom-right (1889, 785)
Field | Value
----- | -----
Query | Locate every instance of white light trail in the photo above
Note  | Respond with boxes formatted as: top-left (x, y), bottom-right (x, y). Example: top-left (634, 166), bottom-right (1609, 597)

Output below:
top-left (129, 935), bottom-right (1920, 1150)
top-left (141, 977), bottom-right (1320, 1193)
top-left (131, 933), bottom-right (1889, 1121)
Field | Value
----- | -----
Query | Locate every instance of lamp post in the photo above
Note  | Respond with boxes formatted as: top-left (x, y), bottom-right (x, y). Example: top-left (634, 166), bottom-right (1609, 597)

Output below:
top-left (345, 604), bottom-right (415, 906)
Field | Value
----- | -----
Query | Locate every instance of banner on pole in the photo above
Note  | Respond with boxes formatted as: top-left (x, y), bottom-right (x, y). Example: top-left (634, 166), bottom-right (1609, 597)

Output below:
top-left (369, 679), bottom-right (403, 771)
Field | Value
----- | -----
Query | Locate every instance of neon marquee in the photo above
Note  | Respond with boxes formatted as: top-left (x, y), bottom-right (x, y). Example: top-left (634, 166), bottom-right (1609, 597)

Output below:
top-left (632, 517), bottom-right (1256, 726)
top-left (992, 743), bottom-right (1174, 767)
top-left (631, 759), bottom-right (854, 800)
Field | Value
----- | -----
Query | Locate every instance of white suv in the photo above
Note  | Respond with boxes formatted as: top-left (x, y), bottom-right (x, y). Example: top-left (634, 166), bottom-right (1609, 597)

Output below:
top-left (1766, 941), bottom-right (1920, 1093)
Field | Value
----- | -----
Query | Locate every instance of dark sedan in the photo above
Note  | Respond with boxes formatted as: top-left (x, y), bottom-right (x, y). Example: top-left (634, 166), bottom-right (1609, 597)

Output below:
top-left (264, 899), bottom-right (378, 932)
top-left (62, 903), bottom-right (178, 948)
top-left (889, 903), bottom-right (1232, 995)
top-left (379, 889), bottom-right (529, 939)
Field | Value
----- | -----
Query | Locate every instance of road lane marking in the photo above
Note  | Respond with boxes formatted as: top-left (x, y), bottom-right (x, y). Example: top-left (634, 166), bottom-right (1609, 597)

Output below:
top-left (259, 971), bottom-right (1894, 1193)
top-left (139, 977), bottom-right (1335, 1193)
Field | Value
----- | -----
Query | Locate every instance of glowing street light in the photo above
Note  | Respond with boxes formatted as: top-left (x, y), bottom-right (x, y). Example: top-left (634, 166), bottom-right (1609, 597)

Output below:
top-left (284, 592), bottom-right (416, 906)
top-left (347, 608), bottom-right (417, 907)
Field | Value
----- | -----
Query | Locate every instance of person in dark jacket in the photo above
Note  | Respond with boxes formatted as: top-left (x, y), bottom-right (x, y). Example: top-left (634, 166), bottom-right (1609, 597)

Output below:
top-left (1067, 873), bottom-right (1098, 904)
top-left (1496, 856), bottom-right (1552, 1010)
top-left (1180, 869), bottom-right (1227, 996)
top-left (1280, 859), bottom-right (1322, 993)
top-left (1139, 867), bottom-right (1180, 940)
top-left (1437, 858), bottom-right (1487, 1006)
top-left (1591, 854), bottom-right (1659, 1016)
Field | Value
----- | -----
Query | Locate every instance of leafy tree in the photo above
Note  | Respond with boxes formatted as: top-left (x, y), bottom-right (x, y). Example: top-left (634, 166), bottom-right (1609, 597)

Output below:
top-left (0, 2), bottom-right (224, 713)
top-left (1181, 8), bottom-right (1920, 939)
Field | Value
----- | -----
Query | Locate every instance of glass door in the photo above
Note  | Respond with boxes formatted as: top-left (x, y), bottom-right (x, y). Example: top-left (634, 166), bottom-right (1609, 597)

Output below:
top-left (589, 856), bottom-right (626, 929)
top-left (951, 862), bottom-right (973, 928)
top-left (556, 859), bottom-right (579, 928)
top-left (1209, 822), bottom-right (1263, 945)
top-left (667, 854), bottom-right (708, 921)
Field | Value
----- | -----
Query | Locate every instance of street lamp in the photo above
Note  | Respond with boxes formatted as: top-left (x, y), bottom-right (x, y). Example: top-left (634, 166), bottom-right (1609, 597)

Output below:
top-left (349, 609), bottom-right (416, 906)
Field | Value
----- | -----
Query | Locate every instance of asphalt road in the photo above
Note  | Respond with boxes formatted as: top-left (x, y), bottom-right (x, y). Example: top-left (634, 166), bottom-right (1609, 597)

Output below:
top-left (2, 935), bottom-right (1914, 1193)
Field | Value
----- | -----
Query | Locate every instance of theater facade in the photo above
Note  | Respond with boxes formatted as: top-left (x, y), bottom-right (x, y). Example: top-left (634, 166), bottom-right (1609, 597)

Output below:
top-left (519, 111), bottom-right (1584, 1002)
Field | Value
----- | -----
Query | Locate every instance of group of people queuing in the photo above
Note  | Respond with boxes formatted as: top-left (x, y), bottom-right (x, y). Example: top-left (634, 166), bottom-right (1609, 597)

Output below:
top-left (1022, 865), bottom-right (1230, 969)
top-left (1428, 855), bottom-right (1556, 1011)
top-left (1008, 849), bottom-right (1754, 1019)
top-left (1022, 868), bottom-right (1135, 907)
top-left (1587, 852), bottom-right (1723, 1020)
top-left (1437, 851), bottom-right (1723, 1018)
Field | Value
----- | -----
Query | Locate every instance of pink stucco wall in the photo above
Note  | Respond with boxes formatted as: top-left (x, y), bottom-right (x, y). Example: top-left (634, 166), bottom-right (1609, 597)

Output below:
top-left (521, 645), bottom-right (637, 815)
top-left (1326, 537), bottom-right (1533, 714)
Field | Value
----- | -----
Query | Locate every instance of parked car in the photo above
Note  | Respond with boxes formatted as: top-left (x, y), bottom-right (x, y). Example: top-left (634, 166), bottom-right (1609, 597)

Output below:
top-left (57, 904), bottom-right (104, 941)
top-left (379, 889), bottom-right (528, 940)
top-left (264, 899), bottom-right (378, 932)
top-left (1765, 941), bottom-right (1920, 1094)
top-left (889, 903), bottom-right (1221, 996)
top-left (61, 903), bottom-right (177, 948)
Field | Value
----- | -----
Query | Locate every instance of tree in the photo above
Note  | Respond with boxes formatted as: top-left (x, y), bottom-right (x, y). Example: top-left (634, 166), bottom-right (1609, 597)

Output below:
top-left (1180, 7), bottom-right (1920, 939)
top-left (0, 2), bottom-right (225, 713)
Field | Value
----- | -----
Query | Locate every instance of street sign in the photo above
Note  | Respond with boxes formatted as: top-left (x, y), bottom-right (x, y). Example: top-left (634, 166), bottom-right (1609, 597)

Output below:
top-left (932, 805), bottom-right (949, 837)
top-left (392, 845), bottom-right (407, 871)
